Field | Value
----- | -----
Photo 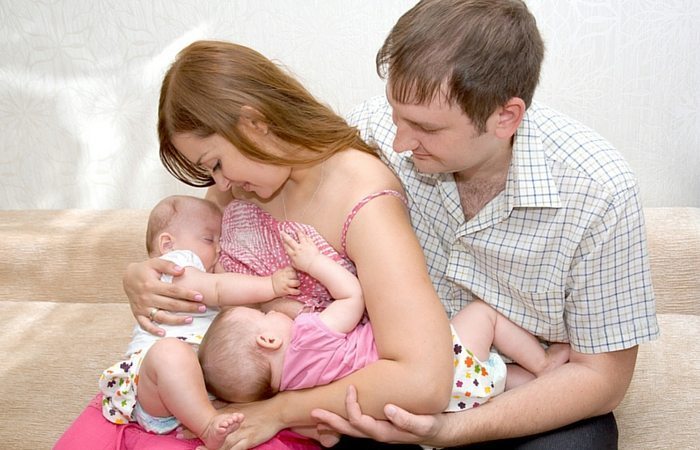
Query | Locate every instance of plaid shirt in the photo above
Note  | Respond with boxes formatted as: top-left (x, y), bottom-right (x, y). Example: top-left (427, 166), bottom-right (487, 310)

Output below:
top-left (348, 96), bottom-right (659, 353)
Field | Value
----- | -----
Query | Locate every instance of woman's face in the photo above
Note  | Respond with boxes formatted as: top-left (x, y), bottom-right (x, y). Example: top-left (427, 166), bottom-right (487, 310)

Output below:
top-left (172, 132), bottom-right (290, 199)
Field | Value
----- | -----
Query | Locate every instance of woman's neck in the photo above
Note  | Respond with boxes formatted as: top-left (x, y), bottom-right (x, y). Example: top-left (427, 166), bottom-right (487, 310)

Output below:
top-left (281, 160), bottom-right (327, 222)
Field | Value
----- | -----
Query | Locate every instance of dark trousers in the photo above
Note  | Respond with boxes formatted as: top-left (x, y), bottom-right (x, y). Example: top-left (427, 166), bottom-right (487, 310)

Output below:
top-left (331, 412), bottom-right (618, 450)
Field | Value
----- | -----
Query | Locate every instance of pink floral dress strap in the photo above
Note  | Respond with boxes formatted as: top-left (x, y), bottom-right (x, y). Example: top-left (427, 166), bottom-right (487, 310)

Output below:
top-left (340, 189), bottom-right (407, 254)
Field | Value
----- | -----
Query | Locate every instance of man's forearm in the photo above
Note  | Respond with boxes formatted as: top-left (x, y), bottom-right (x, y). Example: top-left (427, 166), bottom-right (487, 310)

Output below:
top-left (432, 347), bottom-right (637, 447)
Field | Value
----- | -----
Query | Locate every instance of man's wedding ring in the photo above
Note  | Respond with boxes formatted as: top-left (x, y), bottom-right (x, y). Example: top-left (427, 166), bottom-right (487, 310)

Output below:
top-left (149, 307), bottom-right (160, 322)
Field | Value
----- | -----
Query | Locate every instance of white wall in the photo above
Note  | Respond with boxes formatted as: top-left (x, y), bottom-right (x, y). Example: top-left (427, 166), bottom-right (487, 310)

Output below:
top-left (1, 0), bottom-right (698, 209)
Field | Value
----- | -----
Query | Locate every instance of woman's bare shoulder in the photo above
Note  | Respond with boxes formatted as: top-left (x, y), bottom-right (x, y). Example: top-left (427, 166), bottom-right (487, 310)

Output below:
top-left (329, 149), bottom-right (403, 194)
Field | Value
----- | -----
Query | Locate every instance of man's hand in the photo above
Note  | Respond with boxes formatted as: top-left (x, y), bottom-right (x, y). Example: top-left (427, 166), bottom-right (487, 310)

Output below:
top-left (271, 266), bottom-right (300, 297)
top-left (311, 385), bottom-right (447, 447)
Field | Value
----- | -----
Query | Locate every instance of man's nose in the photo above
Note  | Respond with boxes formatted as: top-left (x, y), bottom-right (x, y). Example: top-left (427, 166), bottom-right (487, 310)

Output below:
top-left (392, 124), bottom-right (419, 154)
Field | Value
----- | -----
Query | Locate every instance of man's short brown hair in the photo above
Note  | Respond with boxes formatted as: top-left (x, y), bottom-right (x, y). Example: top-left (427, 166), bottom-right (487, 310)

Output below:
top-left (377, 0), bottom-right (544, 133)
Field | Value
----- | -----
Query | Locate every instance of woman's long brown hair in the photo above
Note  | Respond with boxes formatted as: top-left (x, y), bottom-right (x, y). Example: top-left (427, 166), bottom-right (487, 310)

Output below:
top-left (158, 40), bottom-right (377, 187)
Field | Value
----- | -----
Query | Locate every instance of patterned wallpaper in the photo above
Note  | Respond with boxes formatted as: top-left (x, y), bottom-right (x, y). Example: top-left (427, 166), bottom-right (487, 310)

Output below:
top-left (1, 0), bottom-right (698, 209)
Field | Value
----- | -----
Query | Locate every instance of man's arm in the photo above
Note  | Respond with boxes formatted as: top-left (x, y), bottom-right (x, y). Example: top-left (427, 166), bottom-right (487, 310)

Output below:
top-left (312, 346), bottom-right (638, 447)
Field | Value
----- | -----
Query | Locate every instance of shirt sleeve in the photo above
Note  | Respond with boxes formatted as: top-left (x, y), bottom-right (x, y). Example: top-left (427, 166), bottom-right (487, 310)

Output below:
top-left (566, 184), bottom-right (659, 353)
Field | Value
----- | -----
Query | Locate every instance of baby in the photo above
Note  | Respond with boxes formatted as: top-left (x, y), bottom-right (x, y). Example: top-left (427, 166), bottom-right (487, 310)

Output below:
top-left (99, 195), bottom-right (299, 449)
top-left (199, 230), bottom-right (570, 412)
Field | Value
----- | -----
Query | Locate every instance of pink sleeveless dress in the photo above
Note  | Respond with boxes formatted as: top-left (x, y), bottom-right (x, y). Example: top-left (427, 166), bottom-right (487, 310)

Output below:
top-left (219, 190), bottom-right (404, 311)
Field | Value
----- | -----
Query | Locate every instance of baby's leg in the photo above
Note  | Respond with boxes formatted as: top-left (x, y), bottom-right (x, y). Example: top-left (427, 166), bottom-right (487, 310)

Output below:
top-left (450, 299), bottom-right (501, 361)
top-left (138, 338), bottom-right (242, 449)
top-left (504, 363), bottom-right (535, 390)
top-left (451, 300), bottom-right (569, 378)
top-left (487, 308), bottom-right (569, 379)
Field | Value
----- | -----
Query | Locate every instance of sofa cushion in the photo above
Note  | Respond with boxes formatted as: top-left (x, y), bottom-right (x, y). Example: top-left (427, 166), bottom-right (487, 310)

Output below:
top-left (0, 301), bottom-right (133, 448)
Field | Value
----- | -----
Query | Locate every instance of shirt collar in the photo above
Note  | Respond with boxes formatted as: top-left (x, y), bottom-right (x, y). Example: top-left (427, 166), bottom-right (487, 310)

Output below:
top-left (506, 105), bottom-right (562, 209)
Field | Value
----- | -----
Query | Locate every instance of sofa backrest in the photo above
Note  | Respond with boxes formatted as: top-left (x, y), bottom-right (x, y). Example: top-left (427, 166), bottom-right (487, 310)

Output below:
top-left (2, 207), bottom-right (698, 317)
top-left (644, 207), bottom-right (700, 316)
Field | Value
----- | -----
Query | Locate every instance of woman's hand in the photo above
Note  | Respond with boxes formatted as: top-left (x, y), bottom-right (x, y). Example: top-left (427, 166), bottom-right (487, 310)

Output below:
top-left (201, 399), bottom-right (285, 450)
top-left (123, 257), bottom-right (207, 335)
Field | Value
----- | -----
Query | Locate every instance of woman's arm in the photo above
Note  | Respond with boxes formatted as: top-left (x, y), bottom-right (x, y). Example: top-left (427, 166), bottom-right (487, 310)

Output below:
top-left (218, 193), bottom-right (454, 449)
top-left (311, 347), bottom-right (638, 447)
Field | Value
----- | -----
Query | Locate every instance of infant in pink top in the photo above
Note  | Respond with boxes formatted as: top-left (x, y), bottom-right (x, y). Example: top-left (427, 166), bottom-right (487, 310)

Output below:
top-left (199, 225), bottom-right (570, 411)
top-left (281, 312), bottom-right (378, 391)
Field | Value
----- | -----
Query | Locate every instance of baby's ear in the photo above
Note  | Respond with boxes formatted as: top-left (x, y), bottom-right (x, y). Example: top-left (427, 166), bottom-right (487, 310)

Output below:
top-left (158, 232), bottom-right (175, 254)
top-left (256, 333), bottom-right (283, 350)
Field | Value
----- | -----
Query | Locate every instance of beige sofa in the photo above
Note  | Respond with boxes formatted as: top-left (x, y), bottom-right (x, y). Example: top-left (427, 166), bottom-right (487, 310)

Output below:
top-left (1, 207), bottom-right (698, 449)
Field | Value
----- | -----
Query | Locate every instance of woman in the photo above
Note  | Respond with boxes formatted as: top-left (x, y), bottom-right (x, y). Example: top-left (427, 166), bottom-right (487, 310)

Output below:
top-left (56, 40), bottom-right (452, 450)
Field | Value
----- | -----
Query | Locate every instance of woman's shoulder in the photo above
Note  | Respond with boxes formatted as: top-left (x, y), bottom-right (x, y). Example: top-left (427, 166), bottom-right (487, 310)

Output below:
top-left (329, 148), bottom-right (403, 194)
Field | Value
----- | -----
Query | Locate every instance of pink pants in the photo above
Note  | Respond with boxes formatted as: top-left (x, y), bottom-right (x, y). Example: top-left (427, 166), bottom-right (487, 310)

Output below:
top-left (54, 394), bottom-right (320, 450)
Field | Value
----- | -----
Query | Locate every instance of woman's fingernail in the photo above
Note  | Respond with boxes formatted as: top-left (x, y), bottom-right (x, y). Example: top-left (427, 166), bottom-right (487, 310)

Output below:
top-left (174, 265), bottom-right (183, 272)
top-left (157, 330), bottom-right (165, 337)
top-left (185, 317), bottom-right (193, 324)
top-left (386, 405), bottom-right (397, 416)
top-left (194, 294), bottom-right (203, 301)
top-left (198, 305), bottom-right (207, 312)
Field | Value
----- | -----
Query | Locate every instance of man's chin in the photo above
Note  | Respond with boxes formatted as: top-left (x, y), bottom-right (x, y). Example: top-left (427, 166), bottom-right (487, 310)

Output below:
top-left (410, 156), bottom-right (441, 174)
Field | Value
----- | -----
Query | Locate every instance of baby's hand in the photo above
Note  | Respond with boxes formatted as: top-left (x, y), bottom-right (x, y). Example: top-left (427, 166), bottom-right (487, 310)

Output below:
top-left (271, 266), bottom-right (300, 297)
top-left (281, 230), bottom-right (321, 273)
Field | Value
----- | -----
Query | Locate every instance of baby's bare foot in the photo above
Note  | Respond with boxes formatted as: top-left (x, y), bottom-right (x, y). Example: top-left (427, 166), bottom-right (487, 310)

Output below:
top-left (542, 343), bottom-right (570, 373)
top-left (200, 413), bottom-right (244, 450)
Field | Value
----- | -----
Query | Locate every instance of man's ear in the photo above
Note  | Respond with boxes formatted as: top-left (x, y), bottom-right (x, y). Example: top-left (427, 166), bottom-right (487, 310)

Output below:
top-left (256, 332), bottom-right (283, 350)
top-left (493, 97), bottom-right (525, 140)
top-left (239, 105), bottom-right (269, 136)
top-left (158, 232), bottom-right (175, 254)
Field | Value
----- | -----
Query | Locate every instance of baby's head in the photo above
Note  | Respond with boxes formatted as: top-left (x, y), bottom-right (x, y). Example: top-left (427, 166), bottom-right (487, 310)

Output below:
top-left (198, 307), bottom-right (279, 403)
top-left (145, 195), bottom-right (222, 271)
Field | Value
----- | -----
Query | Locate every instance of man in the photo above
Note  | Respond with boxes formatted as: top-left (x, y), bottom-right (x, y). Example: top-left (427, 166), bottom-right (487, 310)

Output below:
top-left (316, 0), bottom-right (659, 448)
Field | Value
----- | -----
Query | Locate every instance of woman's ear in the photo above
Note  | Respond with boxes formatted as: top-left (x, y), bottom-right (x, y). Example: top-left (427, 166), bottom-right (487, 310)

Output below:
top-left (493, 97), bottom-right (525, 140)
top-left (256, 332), bottom-right (283, 350)
top-left (239, 105), bottom-right (269, 136)
top-left (158, 232), bottom-right (175, 255)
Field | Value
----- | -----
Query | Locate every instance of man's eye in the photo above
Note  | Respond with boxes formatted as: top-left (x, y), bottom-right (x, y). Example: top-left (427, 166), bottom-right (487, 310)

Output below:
top-left (419, 126), bottom-right (438, 134)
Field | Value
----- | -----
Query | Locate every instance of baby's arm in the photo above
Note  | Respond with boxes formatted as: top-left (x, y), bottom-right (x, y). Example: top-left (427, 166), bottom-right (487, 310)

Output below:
top-left (171, 266), bottom-right (300, 307)
top-left (281, 231), bottom-right (364, 334)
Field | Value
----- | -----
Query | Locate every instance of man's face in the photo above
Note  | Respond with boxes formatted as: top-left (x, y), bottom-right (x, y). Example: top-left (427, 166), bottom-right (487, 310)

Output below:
top-left (386, 85), bottom-right (504, 177)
